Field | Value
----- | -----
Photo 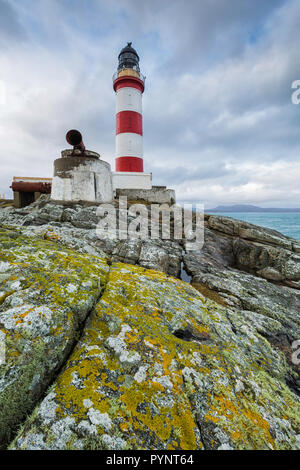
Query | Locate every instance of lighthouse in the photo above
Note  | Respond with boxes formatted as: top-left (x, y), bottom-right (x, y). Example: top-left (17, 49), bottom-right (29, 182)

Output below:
top-left (46, 42), bottom-right (175, 206)
top-left (12, 42), bottom-right (175, 207)
top-left (113, 42), bottom-right (145, 172)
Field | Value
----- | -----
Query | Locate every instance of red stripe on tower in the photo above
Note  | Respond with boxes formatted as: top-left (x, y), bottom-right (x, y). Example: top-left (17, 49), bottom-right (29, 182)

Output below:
top-left (116, 111), bottom-right (143, 135)
top-left (116, 156), bottom-right (144, 172)
top-left (113, 42), bottom-right (145, 172)
top-left (113, 77), bottom-right (144, 93)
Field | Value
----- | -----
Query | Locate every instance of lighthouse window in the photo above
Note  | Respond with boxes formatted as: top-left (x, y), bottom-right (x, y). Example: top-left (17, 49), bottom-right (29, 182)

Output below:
top-left (128, 93), bottom-right (132, 106)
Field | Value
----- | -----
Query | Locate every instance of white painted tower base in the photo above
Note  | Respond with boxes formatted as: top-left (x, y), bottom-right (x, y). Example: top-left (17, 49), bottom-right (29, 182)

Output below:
top-left (51, 150), bottom-right (113, 203)
top-left (112, 172), bottom-right (152, 191)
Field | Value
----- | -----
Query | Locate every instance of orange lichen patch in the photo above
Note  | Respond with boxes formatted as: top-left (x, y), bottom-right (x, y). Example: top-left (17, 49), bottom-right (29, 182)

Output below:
top-left (43, 231), bottom-right (59, 242)
top-left (205, 391), bottom-right (275, 449)
top-left (14, 307), bottom-right (35, 325)
top-left (120, 422), bottom-right (129, 433)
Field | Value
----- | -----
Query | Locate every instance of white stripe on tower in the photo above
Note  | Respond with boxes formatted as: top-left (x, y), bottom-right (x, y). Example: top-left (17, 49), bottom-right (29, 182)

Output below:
top-left (116, 87), bottom-right (142, 114)
top-left (116, 133), bottom-right (143, 158)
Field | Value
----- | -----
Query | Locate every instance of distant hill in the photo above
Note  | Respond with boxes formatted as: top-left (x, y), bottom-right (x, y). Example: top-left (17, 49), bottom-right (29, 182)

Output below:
top-left (207, 204), bottom-right (300, 213)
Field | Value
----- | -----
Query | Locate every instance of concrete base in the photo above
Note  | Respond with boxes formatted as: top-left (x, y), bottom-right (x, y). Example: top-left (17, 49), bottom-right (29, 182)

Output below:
top-left (11, 177), bottom-right (52, 208)
top-left (51, 150), bottom-right (113, 203)
top-left (13, 190), bottom-right (42, 208)
top-left (112, 172), bottom-right (152, 191)
top-left (116, 186), bottom-right (176, 205)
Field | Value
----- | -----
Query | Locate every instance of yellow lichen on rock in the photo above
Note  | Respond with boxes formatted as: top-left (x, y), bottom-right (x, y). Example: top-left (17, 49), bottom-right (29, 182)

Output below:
top-left (0, 226), bottom-right (109, 449)
top-left (10, 261), bottom-right (300, 450)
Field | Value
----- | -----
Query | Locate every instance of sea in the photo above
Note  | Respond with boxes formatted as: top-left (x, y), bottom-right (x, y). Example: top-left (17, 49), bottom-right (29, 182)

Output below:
top-left (207, 212), bottom-right (300, 241)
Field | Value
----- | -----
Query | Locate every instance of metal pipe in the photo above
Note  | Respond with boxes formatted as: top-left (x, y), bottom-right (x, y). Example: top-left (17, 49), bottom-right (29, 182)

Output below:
top-left (66, 129), bottom-right (85, 153)
top-left (11, 182), bottom-right (52, 193)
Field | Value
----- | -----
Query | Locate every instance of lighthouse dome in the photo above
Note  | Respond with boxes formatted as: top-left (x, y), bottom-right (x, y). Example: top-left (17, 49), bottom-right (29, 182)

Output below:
top-left (118, 42), bottom-right (140, 71)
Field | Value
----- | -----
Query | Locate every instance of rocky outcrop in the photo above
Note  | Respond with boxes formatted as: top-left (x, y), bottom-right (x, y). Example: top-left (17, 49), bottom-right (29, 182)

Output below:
top-left (0, 226), bottom-right (109, 448)
top-left (1, 197), bottom-right (299, 287)
top-left (184, 215), bottom-right (300, 398)
top-left (8, 261), bottom-right (300, 450)
top-left (203, 215), bottom-right (300, 285)
top-left (0, 198), bottom-right (299, 449)
top-left (0, 197), bottom-right (182, 278)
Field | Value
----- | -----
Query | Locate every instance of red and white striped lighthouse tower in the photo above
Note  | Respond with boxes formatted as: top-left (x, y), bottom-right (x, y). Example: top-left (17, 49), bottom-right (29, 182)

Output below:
top-left (113, 43), bottom-right (145, 172)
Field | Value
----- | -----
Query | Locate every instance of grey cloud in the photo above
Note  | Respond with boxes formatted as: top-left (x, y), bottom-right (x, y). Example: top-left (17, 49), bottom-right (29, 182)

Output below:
top-left (0, 0), bottom-right (26, 44)
top-left (121, 0), bottom-right (285, 70)
top-left (0, 0), bottom-right (299, 209)
top-left (149, 161), bottom-right (231, 186)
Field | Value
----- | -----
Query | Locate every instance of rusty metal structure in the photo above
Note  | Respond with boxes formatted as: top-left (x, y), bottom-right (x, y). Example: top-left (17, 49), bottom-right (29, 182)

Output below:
top-left (11, 181), bottom-right (51, 193)
top-left (66, 129), bottom-right (85, 154)
top-left (10, 177), bottom-right (52, 208)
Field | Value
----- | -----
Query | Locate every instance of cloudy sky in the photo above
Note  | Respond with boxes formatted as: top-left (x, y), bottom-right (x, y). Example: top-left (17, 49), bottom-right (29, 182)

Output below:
top-left (0, 0), bottom-right (300, 208)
